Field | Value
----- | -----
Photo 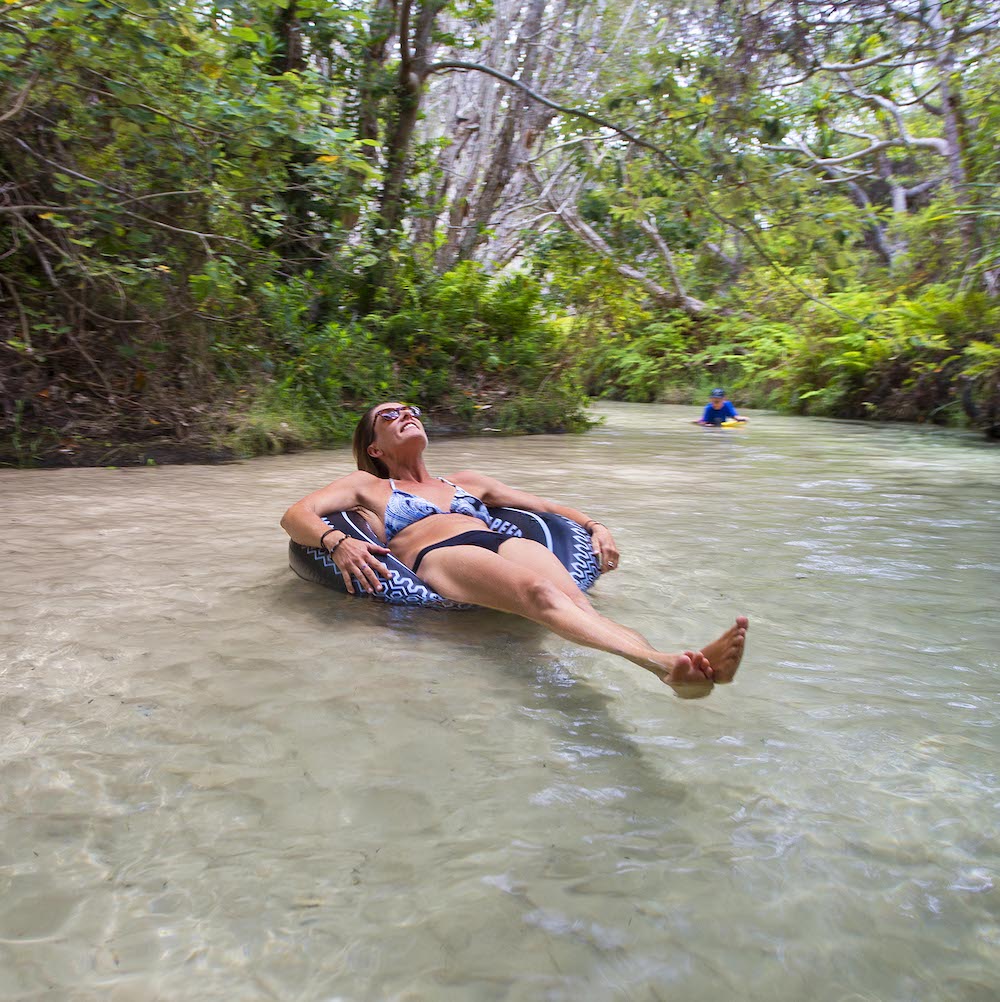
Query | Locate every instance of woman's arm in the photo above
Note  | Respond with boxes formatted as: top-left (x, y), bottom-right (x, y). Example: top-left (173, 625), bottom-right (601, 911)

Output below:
top-left (280, 470), bottom-right (378, 547)
top-left (281, 471), bottom-right (392, 594)
top-left (456, 470), bottom-right (620, 573)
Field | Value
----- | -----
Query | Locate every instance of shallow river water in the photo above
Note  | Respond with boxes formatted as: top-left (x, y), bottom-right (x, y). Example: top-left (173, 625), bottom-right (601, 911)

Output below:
top-left (2, 403), bottom-right (999, 1001)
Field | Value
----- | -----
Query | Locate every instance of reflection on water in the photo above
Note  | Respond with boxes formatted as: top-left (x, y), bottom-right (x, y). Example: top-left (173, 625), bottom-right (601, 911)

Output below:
top-left (1, 404), bottom-right (998, 1000)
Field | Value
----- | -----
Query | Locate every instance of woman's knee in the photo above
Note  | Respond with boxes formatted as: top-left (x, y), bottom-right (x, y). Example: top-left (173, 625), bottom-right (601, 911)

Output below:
top-left (524, 577), bottom-right (570, 613)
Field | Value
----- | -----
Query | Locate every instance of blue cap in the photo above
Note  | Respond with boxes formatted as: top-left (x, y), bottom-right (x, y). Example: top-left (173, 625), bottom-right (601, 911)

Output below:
top-left (710, 387), bottom-right (725, 397)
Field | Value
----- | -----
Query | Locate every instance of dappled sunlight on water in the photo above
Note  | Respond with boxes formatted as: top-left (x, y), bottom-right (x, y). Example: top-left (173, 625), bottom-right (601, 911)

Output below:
top-left (1, 404), bottom-right (998, 1000)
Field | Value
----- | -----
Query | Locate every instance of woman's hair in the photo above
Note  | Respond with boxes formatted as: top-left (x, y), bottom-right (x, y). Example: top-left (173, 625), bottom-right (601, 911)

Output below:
top-left (353, 403), bottom-right (391, 478)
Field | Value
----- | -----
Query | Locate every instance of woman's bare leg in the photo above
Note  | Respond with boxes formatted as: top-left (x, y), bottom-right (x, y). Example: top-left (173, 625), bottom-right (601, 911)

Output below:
top-left (417, 541), bottom-right (747, 694)
top-left (492, 540), bottom-right (747, 685)
top-left (493, 538), bottom-right (655, 651)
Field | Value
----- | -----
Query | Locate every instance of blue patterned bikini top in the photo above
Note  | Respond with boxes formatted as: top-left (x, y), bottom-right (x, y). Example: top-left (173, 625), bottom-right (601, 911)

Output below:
top-left (383, 477), bottom-right (492, 543)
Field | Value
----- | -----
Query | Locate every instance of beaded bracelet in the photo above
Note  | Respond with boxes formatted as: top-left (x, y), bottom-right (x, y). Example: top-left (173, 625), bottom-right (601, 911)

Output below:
top-left (327, 535), bottom-right (346, 556)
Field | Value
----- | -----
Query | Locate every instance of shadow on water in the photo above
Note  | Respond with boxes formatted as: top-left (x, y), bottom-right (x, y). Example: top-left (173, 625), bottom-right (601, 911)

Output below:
top-left (271, 573), bottom-right (696, 812)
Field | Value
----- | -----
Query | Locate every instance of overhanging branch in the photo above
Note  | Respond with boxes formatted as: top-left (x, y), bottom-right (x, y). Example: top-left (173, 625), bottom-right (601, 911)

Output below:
top-left (433, 60), bottom-right (864, 323)
top-left (425, 59), bottom-right (681, 167)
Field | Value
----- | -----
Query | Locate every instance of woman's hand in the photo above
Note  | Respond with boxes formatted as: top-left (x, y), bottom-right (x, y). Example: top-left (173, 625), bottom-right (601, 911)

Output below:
top-left (328, 536), bottom-right (392, 594)
top-left (589, 523), bottom-right (620, 574)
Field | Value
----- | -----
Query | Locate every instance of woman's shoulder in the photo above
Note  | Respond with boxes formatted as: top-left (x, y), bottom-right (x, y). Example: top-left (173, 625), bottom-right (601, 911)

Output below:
top-left (449, 468), bottom-right (491, 487)
top-left (450, 469), bottom-right (510, 501)
top-left (351, 470), bottom-right (394, 495)
top-left (315, 469), bottom-right (390, 501)
top-left (316, 469), bottom-right (370, 489)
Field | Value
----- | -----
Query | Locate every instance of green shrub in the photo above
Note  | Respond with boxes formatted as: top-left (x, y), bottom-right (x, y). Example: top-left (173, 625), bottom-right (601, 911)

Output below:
top-left (237, 261), bottom-right (590, 451)
top-left (595, 316), bottom-right (697, 402)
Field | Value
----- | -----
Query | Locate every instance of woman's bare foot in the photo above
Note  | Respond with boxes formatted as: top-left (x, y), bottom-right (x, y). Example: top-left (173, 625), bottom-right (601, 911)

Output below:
top-left (699, 616), bottom-right (748, 683)
top-left (642, 650), bottom-right (715, 698)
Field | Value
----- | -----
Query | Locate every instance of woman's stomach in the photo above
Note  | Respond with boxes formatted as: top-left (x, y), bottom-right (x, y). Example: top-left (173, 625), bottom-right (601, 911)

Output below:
top-left (389, 513), bottom-right (496, 570)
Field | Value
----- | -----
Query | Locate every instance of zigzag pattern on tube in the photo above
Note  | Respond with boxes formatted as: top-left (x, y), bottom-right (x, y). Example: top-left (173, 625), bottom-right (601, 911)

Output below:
top-left (288, 507), bottom-right (600, 609)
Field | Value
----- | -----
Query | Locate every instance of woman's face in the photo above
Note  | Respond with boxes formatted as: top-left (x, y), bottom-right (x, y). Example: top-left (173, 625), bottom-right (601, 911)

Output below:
top-left (368, 402), bottom-right (427, 458)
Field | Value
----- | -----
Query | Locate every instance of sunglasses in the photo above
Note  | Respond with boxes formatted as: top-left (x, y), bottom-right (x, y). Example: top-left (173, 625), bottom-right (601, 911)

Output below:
top-left (376, 405), bottom-right (422, 423)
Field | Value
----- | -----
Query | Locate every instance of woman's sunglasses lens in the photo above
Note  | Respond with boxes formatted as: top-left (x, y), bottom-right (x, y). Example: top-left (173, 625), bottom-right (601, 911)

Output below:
top-left (379, 406), bottom-right (421, 422)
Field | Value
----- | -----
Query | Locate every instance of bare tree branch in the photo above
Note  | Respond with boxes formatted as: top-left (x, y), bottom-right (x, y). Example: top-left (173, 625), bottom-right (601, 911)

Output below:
top-left (0, 70), bottom-right (40, 123)
top-left (425, 60), bottom-right (678, 164)
top-left (637, 215), bottom-right (707, 313)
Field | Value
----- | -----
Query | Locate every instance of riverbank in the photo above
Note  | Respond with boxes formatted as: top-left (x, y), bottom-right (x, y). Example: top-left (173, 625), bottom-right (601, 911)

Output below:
top-left (0, 438), bottom-right (238, 469)
top-left (4, 403), bottom-right (994, 469)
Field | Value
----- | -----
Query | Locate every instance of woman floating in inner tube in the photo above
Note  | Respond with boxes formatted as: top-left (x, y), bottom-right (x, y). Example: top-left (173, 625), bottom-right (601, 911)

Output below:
top-left (280, 401), bottom-right (748, 697)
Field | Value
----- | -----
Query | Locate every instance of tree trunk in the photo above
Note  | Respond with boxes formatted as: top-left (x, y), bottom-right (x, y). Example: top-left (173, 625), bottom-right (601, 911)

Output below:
top-left (361, 0), bottom-right (446, 309)
top-left (450, 0), bottom-right (548, 264)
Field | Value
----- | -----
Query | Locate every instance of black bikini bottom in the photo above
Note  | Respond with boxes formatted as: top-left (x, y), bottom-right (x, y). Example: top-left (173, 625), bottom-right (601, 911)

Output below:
top-left (412, 529), bottom-right (508, 575)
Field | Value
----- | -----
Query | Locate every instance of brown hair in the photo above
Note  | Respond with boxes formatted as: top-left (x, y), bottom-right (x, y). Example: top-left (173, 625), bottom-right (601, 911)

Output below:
top-left (352, 403), bottom-right (391, 478)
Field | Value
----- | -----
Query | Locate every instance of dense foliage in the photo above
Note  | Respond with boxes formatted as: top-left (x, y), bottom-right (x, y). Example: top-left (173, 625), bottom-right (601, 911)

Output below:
top-left (1, 0), bottom-right (998, 466)
top-left (529, 0), bottom-right (1000, 430)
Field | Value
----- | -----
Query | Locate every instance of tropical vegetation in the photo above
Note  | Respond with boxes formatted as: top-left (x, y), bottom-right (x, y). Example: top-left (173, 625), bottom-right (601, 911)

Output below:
top-left (2, 0), bottom-right (998, 464)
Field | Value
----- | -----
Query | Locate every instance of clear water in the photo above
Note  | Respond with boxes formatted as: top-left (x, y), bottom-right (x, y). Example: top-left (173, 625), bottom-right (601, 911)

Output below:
top-left (1, 404), bottom-right (998, 1001)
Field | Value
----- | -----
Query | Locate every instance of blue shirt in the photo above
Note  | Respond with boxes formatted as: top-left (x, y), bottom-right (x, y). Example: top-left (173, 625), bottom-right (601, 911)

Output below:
top-left (701, 401), bottom-right (738, 424)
